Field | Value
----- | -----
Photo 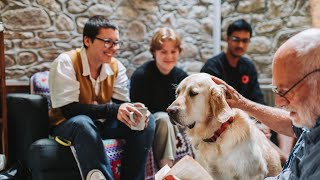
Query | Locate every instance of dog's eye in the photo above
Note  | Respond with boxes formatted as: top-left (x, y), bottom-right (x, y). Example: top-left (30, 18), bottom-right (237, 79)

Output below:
top-left (175, 90), bottom-right (180, 97)
top-left (189, 91), bottom-right (198, 97)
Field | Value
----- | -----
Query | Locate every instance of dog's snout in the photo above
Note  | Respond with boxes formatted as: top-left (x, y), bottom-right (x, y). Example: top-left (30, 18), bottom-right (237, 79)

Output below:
top-left (167, 106), bottom-right (179, 125)
top-left (167, 106), bottom-right (178, 116)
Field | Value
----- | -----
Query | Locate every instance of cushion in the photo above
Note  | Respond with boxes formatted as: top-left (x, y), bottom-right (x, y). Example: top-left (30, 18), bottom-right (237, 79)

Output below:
top-left (7, 93), bottom-right (49, 166)
top-left (30, 71), bottom-right (50, 108)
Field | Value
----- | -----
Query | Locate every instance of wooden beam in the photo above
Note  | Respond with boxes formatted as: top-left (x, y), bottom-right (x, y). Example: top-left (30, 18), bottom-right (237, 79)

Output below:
top-left (0, 22), bottom-right (8, 164)
top-left (310, 0), bottom-right (320, 27)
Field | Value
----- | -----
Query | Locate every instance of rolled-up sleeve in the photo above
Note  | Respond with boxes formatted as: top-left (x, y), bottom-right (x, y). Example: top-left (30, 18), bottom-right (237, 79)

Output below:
top-left (112, 61), bottom-right (130, 102)
top-left (49, 54), bottom-right (80, 108)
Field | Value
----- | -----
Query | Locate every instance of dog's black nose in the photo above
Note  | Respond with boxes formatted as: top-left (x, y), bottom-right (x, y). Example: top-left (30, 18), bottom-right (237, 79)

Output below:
top-left (166, 106), bottom-right (178, 117)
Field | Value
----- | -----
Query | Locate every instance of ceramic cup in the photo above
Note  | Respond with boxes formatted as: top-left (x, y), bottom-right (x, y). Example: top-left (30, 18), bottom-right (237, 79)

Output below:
top-left (129, 107), bottom-right (148, 131)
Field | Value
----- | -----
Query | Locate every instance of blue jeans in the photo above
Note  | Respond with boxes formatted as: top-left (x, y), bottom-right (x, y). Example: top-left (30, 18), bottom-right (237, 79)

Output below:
top-left (51, 115), bottom-right (155, 180)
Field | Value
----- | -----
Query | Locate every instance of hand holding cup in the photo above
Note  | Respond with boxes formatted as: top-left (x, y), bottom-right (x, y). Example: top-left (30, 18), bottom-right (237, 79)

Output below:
top-left (129, 106), bottom-right (148, 131)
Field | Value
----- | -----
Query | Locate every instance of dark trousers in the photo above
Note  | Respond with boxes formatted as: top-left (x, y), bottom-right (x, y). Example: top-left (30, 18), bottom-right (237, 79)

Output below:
top-left (52, 115), bottom-right (155, 180)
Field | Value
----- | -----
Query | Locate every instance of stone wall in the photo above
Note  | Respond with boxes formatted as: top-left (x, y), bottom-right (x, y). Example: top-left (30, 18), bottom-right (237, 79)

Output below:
top-left (1, 0), bottom-right (214, 82)
top-left (221, 0), bottom-right (311, 82)
top-left (0, 0), bottom-right (313, 83)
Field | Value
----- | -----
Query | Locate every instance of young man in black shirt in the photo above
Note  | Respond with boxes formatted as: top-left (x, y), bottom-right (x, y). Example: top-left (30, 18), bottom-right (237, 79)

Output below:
top-left (201, 19), bottom-right (264, 104)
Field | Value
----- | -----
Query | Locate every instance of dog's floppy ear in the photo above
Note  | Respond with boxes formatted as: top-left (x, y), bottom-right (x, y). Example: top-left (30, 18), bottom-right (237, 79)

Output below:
top-left (210, 85), bottom-right (234, 123)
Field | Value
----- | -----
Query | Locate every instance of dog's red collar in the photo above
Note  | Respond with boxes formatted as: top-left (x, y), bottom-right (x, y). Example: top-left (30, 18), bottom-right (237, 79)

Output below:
top-left (203, 117), bottom-right (234, 143)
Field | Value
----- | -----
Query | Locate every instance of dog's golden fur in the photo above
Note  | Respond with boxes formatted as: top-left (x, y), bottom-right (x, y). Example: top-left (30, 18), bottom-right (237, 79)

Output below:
top-left (167, 73), bottom-right (282, 180)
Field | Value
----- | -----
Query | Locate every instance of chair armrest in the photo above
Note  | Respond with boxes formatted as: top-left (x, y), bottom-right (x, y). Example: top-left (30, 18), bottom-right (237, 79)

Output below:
top-left (7, 93), bottom-right (49, 165)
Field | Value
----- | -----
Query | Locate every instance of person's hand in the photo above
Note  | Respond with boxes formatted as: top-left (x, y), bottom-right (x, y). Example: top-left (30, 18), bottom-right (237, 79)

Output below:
top-left (211, 76), bottom-right (247, 109)
top-left (117, 103), bottom-right (142, 128)
top-left (116, 102), bottom-right (150, 128)
top-left (133, 102), bottom-right (150, 128)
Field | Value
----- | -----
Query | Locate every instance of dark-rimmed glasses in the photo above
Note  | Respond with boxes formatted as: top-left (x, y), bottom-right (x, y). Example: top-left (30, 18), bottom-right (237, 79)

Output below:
top-left (229, 36), bottom-right (250, 44)
top-left (95, 37), bottom-right (122, 49)
top-left (272, 69), bottom-right (320, 98)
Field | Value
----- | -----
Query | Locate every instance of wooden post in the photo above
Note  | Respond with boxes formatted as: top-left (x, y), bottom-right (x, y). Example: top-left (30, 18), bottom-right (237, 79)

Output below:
top-left (0, 22), bottom-right (8, 164)
top-left (310, 0), bottom-right (320, 27)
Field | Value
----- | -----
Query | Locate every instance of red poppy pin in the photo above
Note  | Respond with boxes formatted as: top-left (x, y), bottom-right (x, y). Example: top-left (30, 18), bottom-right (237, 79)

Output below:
top-left (241, 75), bottom-right (249, 84)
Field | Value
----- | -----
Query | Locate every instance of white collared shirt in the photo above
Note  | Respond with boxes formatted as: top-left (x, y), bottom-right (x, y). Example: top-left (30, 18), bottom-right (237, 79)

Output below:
top-left (49, 47), bottom-right (130, 108)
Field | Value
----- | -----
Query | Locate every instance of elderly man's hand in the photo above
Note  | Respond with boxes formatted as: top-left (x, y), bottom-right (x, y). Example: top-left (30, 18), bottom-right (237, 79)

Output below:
top-left (211, 76), bottom-right (247, 109)
top-left (117, 102), bottom-right (150, 128)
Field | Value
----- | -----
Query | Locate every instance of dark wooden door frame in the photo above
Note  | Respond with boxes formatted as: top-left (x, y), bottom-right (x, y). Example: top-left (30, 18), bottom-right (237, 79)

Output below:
top-left (0, 22), bottom-right (8, 163)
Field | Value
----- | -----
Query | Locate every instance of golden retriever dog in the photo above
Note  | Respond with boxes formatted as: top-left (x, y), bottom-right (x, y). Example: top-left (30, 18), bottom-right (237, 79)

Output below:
top-left (167, 73), bottom-right (282, 180)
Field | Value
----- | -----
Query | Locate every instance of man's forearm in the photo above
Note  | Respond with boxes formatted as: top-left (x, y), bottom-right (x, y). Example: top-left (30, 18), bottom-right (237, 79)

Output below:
top-left (60, 102), bottom-right (120, 120)
top-left (240, 99), bottom-right (295, 137)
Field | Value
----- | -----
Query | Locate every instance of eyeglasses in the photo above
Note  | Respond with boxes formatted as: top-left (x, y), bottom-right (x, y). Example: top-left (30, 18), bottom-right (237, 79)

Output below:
top-left (272, 69), bottom-right (320, 98)
top-left (94, 37), bottom-right (122, 49)
top-left (229, 36), bottom-right (250, 44)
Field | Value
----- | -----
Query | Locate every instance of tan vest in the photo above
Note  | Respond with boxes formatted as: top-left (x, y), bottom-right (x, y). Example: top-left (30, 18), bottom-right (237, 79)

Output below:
top-left (49, 48), bottom-right (119, 125)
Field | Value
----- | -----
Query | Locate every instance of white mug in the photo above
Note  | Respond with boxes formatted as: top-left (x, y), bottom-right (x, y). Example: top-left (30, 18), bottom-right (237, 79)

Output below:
top-left (129, 107), bottom-right (148, 131)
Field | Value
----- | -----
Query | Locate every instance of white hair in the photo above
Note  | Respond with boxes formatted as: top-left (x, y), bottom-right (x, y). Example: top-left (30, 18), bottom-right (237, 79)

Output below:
top-left (289, 28), bottom-right (320, 74)
top-left (298, 81), bottom-right (319, 128)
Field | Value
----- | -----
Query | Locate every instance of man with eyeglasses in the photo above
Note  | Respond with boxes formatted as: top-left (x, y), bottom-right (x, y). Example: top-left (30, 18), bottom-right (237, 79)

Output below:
top-left (49, 15), bottom-right (155, 180)
top-left (201, 19), bottom-right (264, 105)
top-left (212, 28), bottom-right (320, 179)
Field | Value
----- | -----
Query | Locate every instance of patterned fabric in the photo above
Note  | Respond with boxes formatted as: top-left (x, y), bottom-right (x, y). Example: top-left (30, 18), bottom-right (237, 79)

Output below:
top-left (102, 126), bottom-right (194, 180)
top-left (145, 150), bottom-right (156, 180)
top-left (30, 71), bottom-right (51, 108)
top-left (102, 139), bottom-right (156, 180)
top-left (30, 71), bottom-right (194, 179)
top-left (103, 139), bottom-right (125, 180)
top-left (174, 126), bottom-right (194, 162)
